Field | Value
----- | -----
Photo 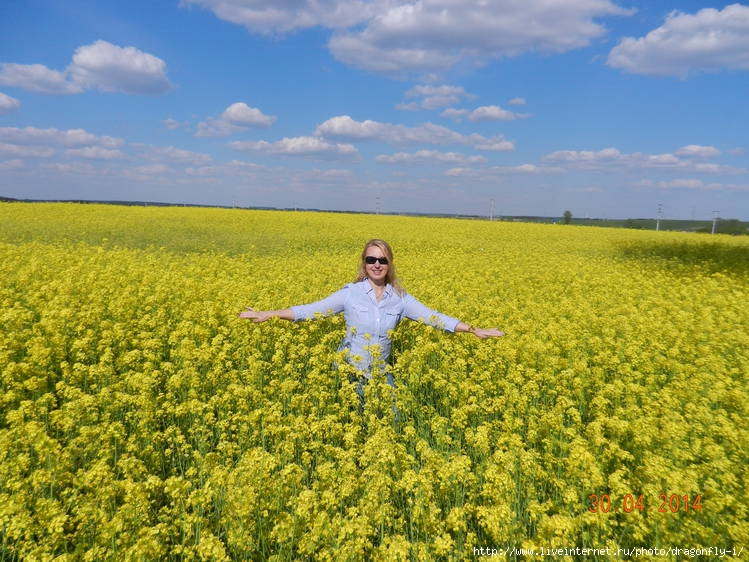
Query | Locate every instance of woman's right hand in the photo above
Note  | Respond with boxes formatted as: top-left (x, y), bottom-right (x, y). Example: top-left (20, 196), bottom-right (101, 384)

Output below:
top-left (238, 307), bottom-right (273, 322)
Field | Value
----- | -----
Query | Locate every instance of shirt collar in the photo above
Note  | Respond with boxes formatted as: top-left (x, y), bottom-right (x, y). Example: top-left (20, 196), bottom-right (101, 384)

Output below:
top-left (364, 278), bottom-right (393, 296)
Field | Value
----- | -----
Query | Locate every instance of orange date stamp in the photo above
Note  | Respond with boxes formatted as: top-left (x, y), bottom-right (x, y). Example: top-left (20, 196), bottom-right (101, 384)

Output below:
top-left (588, 493), bottom-right (703, 514)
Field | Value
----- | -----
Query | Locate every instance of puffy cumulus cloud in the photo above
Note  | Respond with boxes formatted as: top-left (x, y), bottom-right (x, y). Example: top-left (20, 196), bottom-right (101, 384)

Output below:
top-left (0, 126), bottom-right (127, 161)
top-left (676, 145), bottom-right (721, 158)
top-left (0, 64), bottom-right (83, 94)
top-left (182, 0), bottom-right (375, 34)
top-left (445, 163), bottom-right (564, 177)
top-left (396, 84), bottom-right (475, 110)
top-left (442, 104), bottom-right (532, 122)
top-left (0, 126), bottom-right (123, 149)
top-left (329, 0), bottom-right (632, 75)
top-left (68, 40), bottom-right (171, 94)
top-left (638, 178), bottom-right (729, 191)
top-left (469, 105), bottom-right (531, 121)
top-left (196, 102), bottom-right (276, 137)
top-left (0, 92), bottom-right (20, 114)
top-left (544, 147), bottom-right (624, 163)
top-left (608, 4), bottom-right (749, 76)
top-left (65, 147), bottom-right (124, 160)
top-left (144, 145), bottom-right (213, 165)
top-left (659, 179), bottom-right (712, 190)
top-left (0, 143), bottom-right (56, 158)
top-left (376, 150), bottom-right (487, 164)
top-left (228, 136), bottom-right (358, 158)
top-left (187, 0), bottom-right (631, 75)
top-left (0, 40), bottom-right (171, 95)
top-left (544, 146), bottom-right (748, 174)
top-left (316, 115), bottom-right (514, 151)
top-left (222, 102), bottom-right (276, 127)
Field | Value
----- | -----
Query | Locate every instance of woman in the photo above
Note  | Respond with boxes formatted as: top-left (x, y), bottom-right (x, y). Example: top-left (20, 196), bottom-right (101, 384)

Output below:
top-left (239, 239), bottom-right (504, 386)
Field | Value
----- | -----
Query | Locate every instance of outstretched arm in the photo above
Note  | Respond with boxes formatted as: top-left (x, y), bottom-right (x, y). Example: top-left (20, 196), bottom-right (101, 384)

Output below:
top-left (454, 322), bottom-right (505, 339)
top-left (239, 286), bottom-right (349, 324)
top-left (238, 307), bottom-right (294, 322)
top-left (403, 295), bottom-right (505, 338)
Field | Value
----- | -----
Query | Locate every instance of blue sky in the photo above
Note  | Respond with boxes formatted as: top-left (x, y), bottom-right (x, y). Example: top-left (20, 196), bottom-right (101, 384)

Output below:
top-left (1, 0), bottom-right (748, 220)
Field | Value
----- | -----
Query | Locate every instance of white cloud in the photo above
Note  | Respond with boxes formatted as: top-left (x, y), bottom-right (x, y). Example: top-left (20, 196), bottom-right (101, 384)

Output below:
top-left (608, 4), bottom-right (749, 76)
top-left (196, 102), bottom-right (276, 137)
top-left (0, 41), bottom-right (171, 95)
top-left (469, 105), bottom-right (530, 122)
top-left (0, 64), bottom-right (83, 94)
top-left (66, 147), bottom-right (124, 160)
top-left (0, 92), bottom-right (20, 114)
top-left (0, 159), bottom-right (24, 170)
top-left (440, 108), bottom-right (469, 120)
top-left (163, 118), bottom-right (181, 130)
top-left (0, 143), bottom-right (55, 158)
top-left (544, 146), bottom-right (747, 174)
top-left (0, 127), bottom-right (123, 165)
top-left (639, 178), bottom-right (736, 191)
top-left (222, 102), bottom-right (276, 127)
top-left (40, 162), bottom-right (96, 174)
top-left (657, 179), bottom-right (710, 190)
top-left (225, 160), bottom-right (269, 174)
top-left (328, 0), bottom-right (632, 75)
top-left (68, 40), bottom-right (171, 94)
top-left (0, 126), bottom-right (123, 148)
top-left (316, 115), bottom-right (514, 151)
top-left (676, 145), bottom-right (721, 158)
top-left (186, 0), bottom-right (632, 76)
top-left (185, 166), bottom-right (220, 177)
top-left (228, 136), bottom-right (358, 158)
top-left (442, 104), bottom-right (531, 122)
top-left (508, 97), bottom-right (527, 106)
top-left (145, 145), bottom-right (212, 165)
top-left (376, 150), bottom-right (487, 165)
top-left (445, 163), bottom-right (565, 177)
top-left (397, 84), bottom-right (475, 111)
top-left (493, 164), bottom-right (563, 174)
top-left (131, 164), bottom-right (171, 175)
top-left (182, 0), bottom-right (375, 34)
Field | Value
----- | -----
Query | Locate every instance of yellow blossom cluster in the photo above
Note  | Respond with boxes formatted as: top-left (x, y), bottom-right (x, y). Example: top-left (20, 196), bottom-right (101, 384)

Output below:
top-left (1, 202), bottom-right (747, 561)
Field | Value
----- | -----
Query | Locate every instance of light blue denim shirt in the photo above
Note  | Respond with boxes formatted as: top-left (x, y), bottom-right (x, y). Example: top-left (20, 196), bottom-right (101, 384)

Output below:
top-left (290, 279), bottom-right (459, 376)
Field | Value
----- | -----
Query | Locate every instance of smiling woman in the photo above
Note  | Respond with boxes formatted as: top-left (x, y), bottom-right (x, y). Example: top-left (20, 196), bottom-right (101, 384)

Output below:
top-left (239, 238), bottom-right (505, 394)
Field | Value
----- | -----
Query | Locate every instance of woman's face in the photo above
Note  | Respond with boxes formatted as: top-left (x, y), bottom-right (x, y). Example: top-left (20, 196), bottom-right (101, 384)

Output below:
top-left (364, 244), bottom-right (389, 285)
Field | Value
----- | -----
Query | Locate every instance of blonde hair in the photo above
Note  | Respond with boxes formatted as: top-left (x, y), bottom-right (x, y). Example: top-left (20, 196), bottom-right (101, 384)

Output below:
top-left (355, 239), bottom-right (405, 295)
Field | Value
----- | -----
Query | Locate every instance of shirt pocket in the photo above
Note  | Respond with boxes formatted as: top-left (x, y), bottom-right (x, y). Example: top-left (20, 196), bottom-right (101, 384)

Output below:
top-left (383, 309), bottom-right (402, 332)
top-left (349, 304), bottom-right (370, 331)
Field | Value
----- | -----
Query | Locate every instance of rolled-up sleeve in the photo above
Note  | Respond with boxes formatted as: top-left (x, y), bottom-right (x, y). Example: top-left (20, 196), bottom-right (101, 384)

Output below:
top-left (403, 294), bottom-right (460, 332)
top-left (290, 286), bottom-right (348, 321)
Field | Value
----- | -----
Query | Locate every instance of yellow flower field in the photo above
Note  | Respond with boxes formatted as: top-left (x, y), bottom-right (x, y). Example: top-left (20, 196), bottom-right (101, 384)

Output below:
top-left (1, 203), bottom-right (747, 561)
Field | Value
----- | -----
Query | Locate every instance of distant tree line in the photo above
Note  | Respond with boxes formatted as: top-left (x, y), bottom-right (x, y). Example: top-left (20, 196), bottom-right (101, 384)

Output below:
top-left (696, 219), bottom-right (748, 235)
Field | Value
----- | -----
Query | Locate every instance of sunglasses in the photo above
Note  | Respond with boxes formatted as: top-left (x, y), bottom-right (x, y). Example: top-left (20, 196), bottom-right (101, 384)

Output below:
top-left (365, 256), bottom-right (389, 265)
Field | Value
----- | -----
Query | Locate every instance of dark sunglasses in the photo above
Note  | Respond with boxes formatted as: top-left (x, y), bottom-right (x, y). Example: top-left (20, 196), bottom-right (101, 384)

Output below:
top-left (365, 256), bottom-right (389, 265)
